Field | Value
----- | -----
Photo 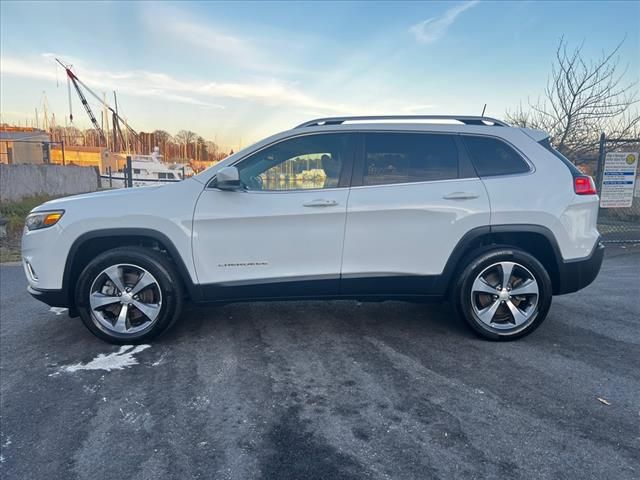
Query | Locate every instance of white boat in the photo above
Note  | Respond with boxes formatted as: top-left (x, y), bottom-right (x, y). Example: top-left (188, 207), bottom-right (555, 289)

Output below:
top-left (107, 147), bottom-right (183, 188)
top-left (170, 162), bottom-right (194, 177)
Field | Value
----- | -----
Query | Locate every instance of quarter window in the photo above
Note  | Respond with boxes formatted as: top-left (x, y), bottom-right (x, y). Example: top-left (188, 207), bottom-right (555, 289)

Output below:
top-left (363, 133), bottom-right (459, 186)
top-left (462, 136), bottom-right (530, 177)
top-left (237, 134), bottom-right (352, 191)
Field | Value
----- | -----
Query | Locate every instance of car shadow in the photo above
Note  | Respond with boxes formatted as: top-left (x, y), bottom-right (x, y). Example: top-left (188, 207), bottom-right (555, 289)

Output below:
top-left (160, 299), bottom-right (474, 345)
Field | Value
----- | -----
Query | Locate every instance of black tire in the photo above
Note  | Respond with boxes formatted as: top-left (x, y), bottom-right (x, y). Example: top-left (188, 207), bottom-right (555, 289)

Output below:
top-left (453, 247), bottom-right (552, 341)
top-left (75, 247), bottom-right (184, 344)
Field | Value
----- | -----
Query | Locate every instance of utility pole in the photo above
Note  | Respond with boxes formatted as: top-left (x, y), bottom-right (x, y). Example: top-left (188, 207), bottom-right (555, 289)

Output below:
top-left (43, 93), bottom-right (51, 133)
top-left (113, 91), bottom-right (119, 152)
top-left (103, 93), bottom-right (110, 151)
top-left (596, 132), bottom-right (606, 192)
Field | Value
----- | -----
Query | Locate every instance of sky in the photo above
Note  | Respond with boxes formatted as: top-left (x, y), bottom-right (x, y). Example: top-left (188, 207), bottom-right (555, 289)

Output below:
top-left (1, 0), bottom-right (639, 151)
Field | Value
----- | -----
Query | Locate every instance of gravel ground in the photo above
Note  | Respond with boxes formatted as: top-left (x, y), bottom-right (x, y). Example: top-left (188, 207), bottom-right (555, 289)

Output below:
top-left (1, 246), bottom-right (639, 480)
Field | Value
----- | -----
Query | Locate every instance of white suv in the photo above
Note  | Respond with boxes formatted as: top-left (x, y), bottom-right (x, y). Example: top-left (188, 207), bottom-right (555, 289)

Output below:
top-left (22, 115), bottom-right (604, 343)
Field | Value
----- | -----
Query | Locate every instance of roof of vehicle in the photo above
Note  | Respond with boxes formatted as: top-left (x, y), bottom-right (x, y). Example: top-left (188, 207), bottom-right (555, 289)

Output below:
top-left (295, 115), bottom-right (509, 128)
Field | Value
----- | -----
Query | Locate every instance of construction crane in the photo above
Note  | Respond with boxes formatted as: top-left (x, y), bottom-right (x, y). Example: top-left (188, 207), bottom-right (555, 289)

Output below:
top-left (56, 58), bottom-right (140, 152)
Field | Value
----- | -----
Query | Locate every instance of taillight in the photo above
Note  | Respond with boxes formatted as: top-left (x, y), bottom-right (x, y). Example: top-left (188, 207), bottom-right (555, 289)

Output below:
top-left (574, 176), bottom-right (597, 195)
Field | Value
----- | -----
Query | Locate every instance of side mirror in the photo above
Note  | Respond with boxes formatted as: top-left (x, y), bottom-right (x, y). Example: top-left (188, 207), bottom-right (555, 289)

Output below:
top-left (214, 166), bottom-right (241, 190)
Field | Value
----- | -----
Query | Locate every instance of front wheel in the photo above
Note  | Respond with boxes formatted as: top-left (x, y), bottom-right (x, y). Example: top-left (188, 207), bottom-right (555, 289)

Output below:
top-left (454, 248), bottom-right (552, 340)
top-left (75, 247), bottom-right (183, 344)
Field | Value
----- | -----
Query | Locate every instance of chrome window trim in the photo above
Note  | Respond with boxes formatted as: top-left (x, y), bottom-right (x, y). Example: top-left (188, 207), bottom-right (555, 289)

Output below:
top-left (233, 187), bottom-right (350, 195)
top-left (206, 128), bottom-right (536, 191)
top-left (350, 176), bottom-right (478, 190)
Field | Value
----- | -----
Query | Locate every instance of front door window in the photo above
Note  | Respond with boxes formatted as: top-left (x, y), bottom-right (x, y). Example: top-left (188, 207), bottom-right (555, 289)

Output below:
top-left (237, 133), bottom-right (352, 191)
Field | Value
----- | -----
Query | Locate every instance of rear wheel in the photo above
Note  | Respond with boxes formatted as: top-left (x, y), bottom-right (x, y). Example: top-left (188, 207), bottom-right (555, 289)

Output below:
top-left (454, 248), bottom-right (552, 340)
top-left (75, 247), bottom-right (183, 344)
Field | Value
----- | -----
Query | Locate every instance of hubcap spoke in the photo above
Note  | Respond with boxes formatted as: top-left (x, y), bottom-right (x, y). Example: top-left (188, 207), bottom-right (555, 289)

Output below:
top-left (472, 276), bottom-right (496, 295)
top-left (89, 292), bottom-right (121, 309)
top-left (477, 300), bottom-right (501, 325)
top-left (500, 262), bottom-right (515, 288)
top-left (130, 272), bottom-right (156, 296)
top-left (131, 299), bottom-right (160, 322)
top-left (505, 300), bottom-right (528, 325)
top-left (114, 303), bottom-right (129, 333)
top-left (510, 279), bottom-right (539, 297)
top-left (103, 265), bottom-right (126, 293)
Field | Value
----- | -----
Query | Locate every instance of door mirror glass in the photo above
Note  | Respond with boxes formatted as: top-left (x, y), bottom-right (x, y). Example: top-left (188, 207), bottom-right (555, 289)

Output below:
top-left (214, 166), bottom-right (241, 190)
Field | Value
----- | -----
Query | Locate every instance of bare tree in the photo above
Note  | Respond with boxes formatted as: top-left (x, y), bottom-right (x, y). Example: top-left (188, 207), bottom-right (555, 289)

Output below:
top-left (152, 129), bottom-right (172, 156)
top-left (174, 130), bottom-right (198, 159)
top-left (205, 140), bottom-right (221, 161)
top-left (506, 37), bottom-right (639, 161)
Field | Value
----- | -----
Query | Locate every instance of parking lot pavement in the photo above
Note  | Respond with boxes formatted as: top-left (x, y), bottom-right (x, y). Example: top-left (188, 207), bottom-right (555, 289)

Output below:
top-left (1, 247), bottom-right (639, 480)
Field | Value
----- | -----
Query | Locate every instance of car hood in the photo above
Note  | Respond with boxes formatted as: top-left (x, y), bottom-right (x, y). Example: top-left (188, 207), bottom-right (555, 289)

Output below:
top-left (32, 185), bottom-right (165, 211)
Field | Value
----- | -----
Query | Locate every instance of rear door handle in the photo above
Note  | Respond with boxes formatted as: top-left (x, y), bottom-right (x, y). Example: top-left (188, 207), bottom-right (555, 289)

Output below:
top-left (303, 199), bottom-right (338, 207)
top-left (443, 192), bottom-right (479, 200)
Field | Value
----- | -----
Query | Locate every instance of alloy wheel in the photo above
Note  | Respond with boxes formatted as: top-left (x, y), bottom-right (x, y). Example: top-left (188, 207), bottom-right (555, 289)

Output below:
top-left (470, 261), bottom-right (539, 330)
top-left (89, 263), bottom-right (163, 335)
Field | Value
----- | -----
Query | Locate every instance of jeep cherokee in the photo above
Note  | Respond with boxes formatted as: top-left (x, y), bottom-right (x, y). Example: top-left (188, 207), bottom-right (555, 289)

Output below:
top-left (22, 115), bottom-right (604, 343)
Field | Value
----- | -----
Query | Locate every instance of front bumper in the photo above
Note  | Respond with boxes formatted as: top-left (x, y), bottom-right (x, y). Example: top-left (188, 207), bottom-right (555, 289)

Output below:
top-left (27, 285), bottom-right (68, 308)
top-left (555, 241), bottom-right (605, 295)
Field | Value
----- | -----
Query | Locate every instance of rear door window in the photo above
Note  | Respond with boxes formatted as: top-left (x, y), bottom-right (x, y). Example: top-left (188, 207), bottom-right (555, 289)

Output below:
top-left (462, 136), bottom-right (530, 177)
top-left (363, 133), bottom-right (459, 186)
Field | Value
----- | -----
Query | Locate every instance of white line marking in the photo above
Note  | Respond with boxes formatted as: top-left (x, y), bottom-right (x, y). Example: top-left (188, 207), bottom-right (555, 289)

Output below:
top-left (49, 307), bottom-right (68, 316)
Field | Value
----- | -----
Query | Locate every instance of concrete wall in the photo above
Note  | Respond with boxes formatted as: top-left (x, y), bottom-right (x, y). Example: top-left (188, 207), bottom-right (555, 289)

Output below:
top-left (0, 138), bottom-right (49, 165)
top-left (50, 146), bottom-right (111, 173)
top-left (0, 164), bottom-right (100, 202)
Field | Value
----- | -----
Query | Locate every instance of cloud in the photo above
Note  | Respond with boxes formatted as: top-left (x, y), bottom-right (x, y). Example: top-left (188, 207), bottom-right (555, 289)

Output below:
top-left (163, 20), bottom-right (259, 66)
top-left (143, 6), bottom-right (300, 76)
top-left (2, 54), bottom-right (222, 108)
top-left (0, 54), bottom-right (352, 113)
top-left (409, 1), bottom-right (479, 44)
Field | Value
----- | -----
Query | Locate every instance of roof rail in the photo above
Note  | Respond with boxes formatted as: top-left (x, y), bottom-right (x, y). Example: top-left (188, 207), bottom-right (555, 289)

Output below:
top-left (295, 115), bottom-right (509, 128)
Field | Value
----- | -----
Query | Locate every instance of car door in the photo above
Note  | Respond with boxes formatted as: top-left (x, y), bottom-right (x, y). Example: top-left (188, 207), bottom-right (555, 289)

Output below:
top-left (341, 131), bottom-right (490, 296)
top-left (193, 132), bottom-right (356, 300)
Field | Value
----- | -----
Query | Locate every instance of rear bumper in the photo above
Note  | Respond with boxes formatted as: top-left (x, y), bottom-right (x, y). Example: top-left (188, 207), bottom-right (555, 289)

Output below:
top-left (555, 241), bottom-right (605, 295)
top-left (27, 285), bottom-right (68, 308)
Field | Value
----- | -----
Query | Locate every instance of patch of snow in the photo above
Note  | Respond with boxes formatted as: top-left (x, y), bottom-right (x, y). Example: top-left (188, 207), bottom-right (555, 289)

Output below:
top-left (49, 307), bottom-right (68, 316)
top-left (53, 345), bottom-right (151, 374)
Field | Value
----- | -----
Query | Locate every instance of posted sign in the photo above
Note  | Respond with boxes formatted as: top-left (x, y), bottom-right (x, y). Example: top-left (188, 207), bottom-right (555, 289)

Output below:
top-left (600, 152), bottom-right (638, 208)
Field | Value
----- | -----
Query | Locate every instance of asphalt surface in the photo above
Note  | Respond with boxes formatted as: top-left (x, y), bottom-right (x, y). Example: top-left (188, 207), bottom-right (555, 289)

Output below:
top-left (1, 247), bottom-right (639, 480)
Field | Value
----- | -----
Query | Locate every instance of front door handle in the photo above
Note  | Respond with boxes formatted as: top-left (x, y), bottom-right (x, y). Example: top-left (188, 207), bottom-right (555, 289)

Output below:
top-left (443, 192), bottom-right (479, 200)
top-left (303, 199), bottom-right (338, 207)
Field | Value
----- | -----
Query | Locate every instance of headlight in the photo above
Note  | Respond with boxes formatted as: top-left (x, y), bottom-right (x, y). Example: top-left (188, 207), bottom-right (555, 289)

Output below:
top-left (25, 211), bottom-right (64, 231)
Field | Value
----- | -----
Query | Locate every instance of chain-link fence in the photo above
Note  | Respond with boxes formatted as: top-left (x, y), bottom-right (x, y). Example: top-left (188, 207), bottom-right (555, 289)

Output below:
top-left (591, 136), bottom-right (640, 243)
